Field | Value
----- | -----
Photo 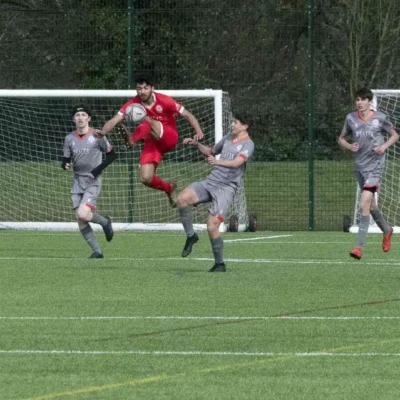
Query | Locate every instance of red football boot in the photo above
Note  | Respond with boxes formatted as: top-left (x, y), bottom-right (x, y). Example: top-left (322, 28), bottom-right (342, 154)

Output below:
top-left (382, 227), bottom-right (393, 252)
top-left (350, 247), bottom-right (362, 260)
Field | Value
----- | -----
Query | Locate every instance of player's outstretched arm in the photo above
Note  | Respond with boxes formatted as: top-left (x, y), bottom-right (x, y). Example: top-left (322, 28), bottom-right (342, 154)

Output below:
top-left (183, 138), bottom-right (213, 156)
top-left (96, 114), bottom-right (124, 137)
top-left (181, 109), bottom-right (204, 140)
top-left (208, 155), bottom-right (246, 168)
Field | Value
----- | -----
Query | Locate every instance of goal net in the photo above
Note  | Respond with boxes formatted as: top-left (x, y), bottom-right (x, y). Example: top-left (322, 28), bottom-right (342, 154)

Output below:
top-left (350, 89), bottom-right (400, 233)
top-left (0, 90), bottom-right (249, 232)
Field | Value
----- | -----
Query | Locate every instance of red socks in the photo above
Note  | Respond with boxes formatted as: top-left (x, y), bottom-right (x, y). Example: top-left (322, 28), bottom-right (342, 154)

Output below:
top-left (148, 176), bottom-right (173, 194)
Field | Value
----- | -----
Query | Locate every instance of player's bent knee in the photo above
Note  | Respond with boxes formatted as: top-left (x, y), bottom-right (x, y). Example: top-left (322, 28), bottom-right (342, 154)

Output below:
top-left (139, 171), bottom-right (154, 185)
top-left (177, 189), bottom-right (198, 208)
top-left (207, 215), bottom-right (221, 235)
top-left (139, 164), bottom-right (156, 185)
top-left (77, 212), bottom-right (91, 222)
top-left (76, 205), bottom-right (92, 222)
top-left (177, 194), bottom-right (191, 208)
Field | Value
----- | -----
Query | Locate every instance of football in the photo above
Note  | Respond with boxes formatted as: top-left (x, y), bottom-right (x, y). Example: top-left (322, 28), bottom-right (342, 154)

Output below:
top-left (125, 103), bottom-right (147, 123)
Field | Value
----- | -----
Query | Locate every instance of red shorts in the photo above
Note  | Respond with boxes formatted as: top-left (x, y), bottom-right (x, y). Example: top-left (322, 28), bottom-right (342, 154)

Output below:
top-left (140, 126), bottom-right (178, 165)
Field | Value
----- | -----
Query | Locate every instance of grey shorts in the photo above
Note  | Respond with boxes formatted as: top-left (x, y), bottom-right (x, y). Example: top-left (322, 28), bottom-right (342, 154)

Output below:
top-left (189, 180), bottom-right (236, 220)
top-left (355, 169), bottom-right (383, 190)
top-left (71, 176), bottom-right (102, 210)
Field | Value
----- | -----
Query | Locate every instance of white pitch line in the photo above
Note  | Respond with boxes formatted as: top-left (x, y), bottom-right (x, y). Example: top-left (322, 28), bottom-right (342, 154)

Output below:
top-left (0, 257), bottom-right (171, 261)
top-left (1, 256), bottom-right (400, 267)
top-left (1, 316), bottom-right (400, 321)
top-left (225, 241), bottom-right (354, 244)
top-left (191, 257), bottom-right (400, 266)
top-left (0, 257), bottom-right (191, 261)
top-left (224, 235), bottom-right (293, 243)
top-left (1, 349), bottom-right (400, 357)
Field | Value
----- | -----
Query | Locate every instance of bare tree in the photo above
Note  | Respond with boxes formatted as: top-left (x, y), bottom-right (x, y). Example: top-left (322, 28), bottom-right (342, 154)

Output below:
top-left (317, 0), bottom-right (400, 96)
top-left (0, 0), bottom-right (124, 88)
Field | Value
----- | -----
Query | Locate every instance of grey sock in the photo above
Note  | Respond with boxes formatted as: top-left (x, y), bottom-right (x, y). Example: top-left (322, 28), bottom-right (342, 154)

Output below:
top-left (356, 215), bottom-right (370, 248)
top-left (91, 212), bottom-right (108, 227)
top-left (211, 236), bottom-right (224, 264)
top-left (80, 225), bottom-right (101, 254)
top-left (371, 209), bottom-right (390, 234)
top-left (179, 207), bottom-right (195, 237)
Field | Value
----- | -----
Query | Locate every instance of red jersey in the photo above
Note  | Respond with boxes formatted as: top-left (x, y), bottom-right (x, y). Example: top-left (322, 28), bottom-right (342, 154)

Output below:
top-left (119, 92), bottom-right (184, 129)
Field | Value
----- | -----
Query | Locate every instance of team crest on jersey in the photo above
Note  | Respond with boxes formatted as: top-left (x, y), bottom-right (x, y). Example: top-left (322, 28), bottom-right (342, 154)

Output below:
top-left (88, 135), bottom-right (95, 143)
top-left (156, 105), bottom-right (163, 113)
top-left (372, 119), bottom-right (380, 127)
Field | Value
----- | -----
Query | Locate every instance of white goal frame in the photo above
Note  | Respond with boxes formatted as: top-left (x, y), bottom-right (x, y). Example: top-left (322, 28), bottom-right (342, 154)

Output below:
top-left (350, 89), bottom-right (400, 233)
top-left (0, 89), bottom-right (249, 232)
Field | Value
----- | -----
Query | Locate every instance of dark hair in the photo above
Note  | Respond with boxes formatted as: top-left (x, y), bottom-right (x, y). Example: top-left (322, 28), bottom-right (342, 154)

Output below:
top-left (234, 113), bottom-right (250, 127)
top-left (72, 104), bottom-right (91, 117)
top-left (134, 74), bottom-right (155, 87)
top-left (355, 87), bottom-right (374, 101)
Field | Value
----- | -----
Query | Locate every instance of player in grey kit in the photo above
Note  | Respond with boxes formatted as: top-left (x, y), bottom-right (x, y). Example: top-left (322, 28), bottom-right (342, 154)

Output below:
top-left (338, 88), bottom-right (399, 260)
top-left (177, 114), bottom-right (254, 272)
top-left (62, 105), bottom-right (116, 258)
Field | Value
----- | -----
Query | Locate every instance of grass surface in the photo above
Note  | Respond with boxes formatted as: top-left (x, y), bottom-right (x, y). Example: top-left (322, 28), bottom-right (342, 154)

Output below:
top-left (1, 230), bottom-right (400, 399)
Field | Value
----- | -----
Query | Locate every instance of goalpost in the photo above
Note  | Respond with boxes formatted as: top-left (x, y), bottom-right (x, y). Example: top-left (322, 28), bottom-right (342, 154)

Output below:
top-left (0, 89), bottom-right (250, 232)
top-left (350, 89), bottom-right (400, 233)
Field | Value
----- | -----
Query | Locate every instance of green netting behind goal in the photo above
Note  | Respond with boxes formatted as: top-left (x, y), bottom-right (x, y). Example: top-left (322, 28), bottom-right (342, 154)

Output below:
top-left (0, 90), bottom-right (250, 231)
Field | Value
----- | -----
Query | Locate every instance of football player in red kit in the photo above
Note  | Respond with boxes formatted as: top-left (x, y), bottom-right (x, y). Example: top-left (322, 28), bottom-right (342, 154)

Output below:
top-left (99, 74), bottom-right (204, 207)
